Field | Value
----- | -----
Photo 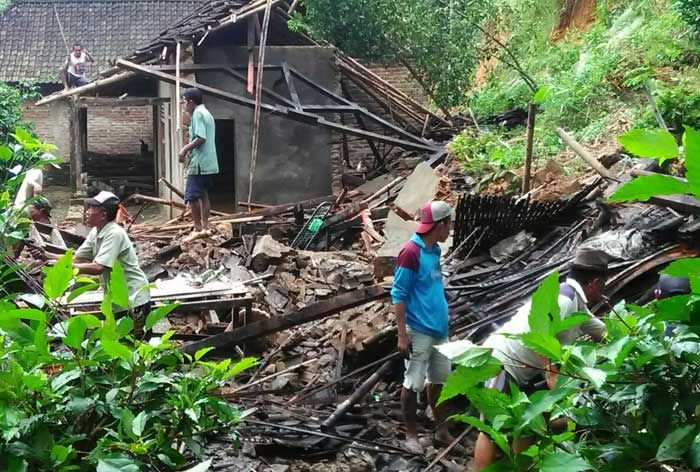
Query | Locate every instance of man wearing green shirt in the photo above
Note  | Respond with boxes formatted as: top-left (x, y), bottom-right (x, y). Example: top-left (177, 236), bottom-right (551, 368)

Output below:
top-left (74, 191), bottom-right (151, 324)
top-left (179, 88), bottom-right (219, 239)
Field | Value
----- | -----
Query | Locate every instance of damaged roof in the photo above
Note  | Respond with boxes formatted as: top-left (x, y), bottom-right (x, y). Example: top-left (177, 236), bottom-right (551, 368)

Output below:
top-left (0, 0), bottom-right (208, 83)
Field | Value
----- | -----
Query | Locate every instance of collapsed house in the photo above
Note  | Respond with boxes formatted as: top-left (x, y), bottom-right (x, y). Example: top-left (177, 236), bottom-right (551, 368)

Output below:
top-left (0, 0), bottom-right (210, 187)
top-left (9, 1), bottom-right (700, 470)
top-left (33, 0), bottom-right (445, 209)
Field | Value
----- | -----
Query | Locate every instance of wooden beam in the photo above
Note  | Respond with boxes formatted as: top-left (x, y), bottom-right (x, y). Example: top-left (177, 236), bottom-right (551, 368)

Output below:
top-left (556, 128), bottom-right (619, 181)
top-left (180, 285), bottom-right (388, 354)
top-left (282, 62), bottom-right (302, 110)
top-left (36, 71), bottom-right (136, 106)
top-left (117, 60), bottom-right (437, 153)
top-left (78, 97), bottom-right (170, 107)
top-left (69, 102), bottom-right (84, 192)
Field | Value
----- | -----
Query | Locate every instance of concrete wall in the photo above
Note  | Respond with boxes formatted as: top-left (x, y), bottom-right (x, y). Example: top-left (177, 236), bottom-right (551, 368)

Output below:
top-left (195, 45), bottom-right (337, 205)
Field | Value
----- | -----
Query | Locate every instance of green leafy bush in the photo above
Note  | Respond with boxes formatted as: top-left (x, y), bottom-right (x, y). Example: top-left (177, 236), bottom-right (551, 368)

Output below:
top-left (0, 252), bottom-right (255, 471)
top-left (673, 0), bottom-right (700, 33)
top-left (441, 264), bottom-right (700, 471)
top-left (440, 125), bottom-right (700, 470)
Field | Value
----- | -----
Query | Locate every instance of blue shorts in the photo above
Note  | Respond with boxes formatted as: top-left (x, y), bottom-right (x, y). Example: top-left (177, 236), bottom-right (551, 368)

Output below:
top-left (185, 175), bottom-right (214, 203)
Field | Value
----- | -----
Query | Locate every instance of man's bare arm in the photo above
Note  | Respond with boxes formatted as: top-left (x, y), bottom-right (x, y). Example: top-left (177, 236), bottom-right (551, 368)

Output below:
top-left (394, 302), bottom-right (409, 356)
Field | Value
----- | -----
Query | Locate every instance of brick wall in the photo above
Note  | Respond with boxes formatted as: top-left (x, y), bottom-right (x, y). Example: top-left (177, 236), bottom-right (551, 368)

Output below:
top-left (23, 100), bottom-right (71, 160)
top-left (87, 106), bottom-right (153, 155)
top-left (22, 100), bottom-right (154, 158)
top-left (329, 62), bottom-right (430, 193)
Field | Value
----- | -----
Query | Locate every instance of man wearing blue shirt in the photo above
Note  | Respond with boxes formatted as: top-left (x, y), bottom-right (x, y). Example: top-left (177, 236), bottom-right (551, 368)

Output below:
top-left (179, 88), bottom-right (219, 240)
top-left (391, 200), bottom-right (453, 454)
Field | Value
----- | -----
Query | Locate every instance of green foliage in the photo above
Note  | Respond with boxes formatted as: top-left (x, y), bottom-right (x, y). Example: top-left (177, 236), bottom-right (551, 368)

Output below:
top-left (610, 126), bottom-right (700, 202)
top-left (672, 0), bottom-right (700, 33)
top-left (291, 0), bottom-right (489, 107)
top-left (441, 257), bottom-right (700, 471)
top-left (0, 252), bottom-right (255, 471)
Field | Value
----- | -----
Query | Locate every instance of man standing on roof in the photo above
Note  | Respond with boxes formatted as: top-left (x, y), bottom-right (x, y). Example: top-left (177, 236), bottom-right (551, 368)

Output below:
top-left (179, 88), bottom-right (219, 241)
top-left (473, 248), bottom-right (611, 470)
top-left (391, 200), bottom-right (455, 454)
top-left (61, 43), bottom-right (94, 89)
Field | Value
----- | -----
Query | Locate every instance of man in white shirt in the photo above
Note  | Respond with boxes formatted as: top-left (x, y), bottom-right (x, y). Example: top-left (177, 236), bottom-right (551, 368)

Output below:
top-left (61, 43), bottom-right (94, 89)
top-left (473, 248), bottom-right (611, 470)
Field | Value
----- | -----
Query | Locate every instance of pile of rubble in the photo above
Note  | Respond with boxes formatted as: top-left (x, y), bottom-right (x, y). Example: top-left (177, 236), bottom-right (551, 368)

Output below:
top-left (48, 137), bottom-right (700, 471)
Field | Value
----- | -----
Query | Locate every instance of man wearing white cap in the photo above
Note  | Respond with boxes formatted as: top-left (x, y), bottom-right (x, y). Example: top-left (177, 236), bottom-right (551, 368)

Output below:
top-left (390, 200), bottom-right (454, 453)
top-left (74, 191), bottom-right (151, 329)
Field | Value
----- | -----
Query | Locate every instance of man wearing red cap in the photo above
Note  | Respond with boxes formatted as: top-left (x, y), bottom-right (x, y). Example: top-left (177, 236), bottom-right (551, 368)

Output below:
top-left (391, 200), bottom-right (454, 453)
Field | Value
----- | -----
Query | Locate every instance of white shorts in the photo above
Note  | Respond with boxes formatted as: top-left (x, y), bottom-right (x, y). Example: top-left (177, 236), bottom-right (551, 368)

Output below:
top-left (403, 327), bottom-right (451, 392)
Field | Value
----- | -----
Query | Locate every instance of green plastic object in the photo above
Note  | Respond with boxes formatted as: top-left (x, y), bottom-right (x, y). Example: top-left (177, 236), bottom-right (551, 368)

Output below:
top-left (308, 217), bottom-right (324, 233)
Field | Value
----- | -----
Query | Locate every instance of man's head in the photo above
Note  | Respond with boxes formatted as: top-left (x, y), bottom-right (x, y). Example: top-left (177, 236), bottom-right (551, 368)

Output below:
top-left (28, 197), bottom-right (52, 222)
top-left (84, 191), bottom-right (120, 228)
top-left (72, 43), bottom-right (82, 57)
top-left (183, 88), bottom-right (203, 113)
top-left (415, 201), bottom-right (453, 243)
top-left (570, 248), bottom-right (611, 304)
top-left (655, 274), bottom-right (691, 300)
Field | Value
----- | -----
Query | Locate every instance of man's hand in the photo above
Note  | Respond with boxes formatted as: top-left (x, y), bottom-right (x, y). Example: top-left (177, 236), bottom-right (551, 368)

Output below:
top-left (178, 148), bottom-right (189, 163)
top-left (26, 245), bottom-right (47, 261)
top-left (397, 331), bottom-right (410, 357)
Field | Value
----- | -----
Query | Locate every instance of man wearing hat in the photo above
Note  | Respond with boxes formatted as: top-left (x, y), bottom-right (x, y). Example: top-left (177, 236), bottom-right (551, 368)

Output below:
top-left (473, 247), bottom-right (611, 470)
top-left (73, 191), bottom-right (151, 326)
top-left (391, 200), bottom-right (454, 453)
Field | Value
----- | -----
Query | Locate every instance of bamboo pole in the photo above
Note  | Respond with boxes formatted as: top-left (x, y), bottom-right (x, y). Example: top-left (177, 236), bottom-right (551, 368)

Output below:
top-left (521, 102), bottom-right (537, 194)
top-left (556, 128), bottom-right (620, 182)
top-left (36, 72), bottom-right (136, 106)
top-left (247, 0), bottom-right (273, 204)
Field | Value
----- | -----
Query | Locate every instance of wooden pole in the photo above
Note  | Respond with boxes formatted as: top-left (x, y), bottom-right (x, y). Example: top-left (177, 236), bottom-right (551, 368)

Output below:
top-left (521, 102), bottom-right (537, 194)
top-left (69, 102), bottom-right (83, 193)
top-left (321, 359), bottom-right (395, 430)
top-left (175, 41), bottom-right (182, 134)
top-left (247, 0), bottom-right (273, 204)
top-left (556, 128), bottom-right (620, 182)
top-left (36, 72), bottom-right (135, 106)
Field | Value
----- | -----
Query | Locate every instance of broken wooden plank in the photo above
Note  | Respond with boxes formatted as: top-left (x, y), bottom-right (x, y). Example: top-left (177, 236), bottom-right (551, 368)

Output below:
top-left (556, 128), bottom-right (619, 181)
top-left (180, 285), bottom-right (388, 354)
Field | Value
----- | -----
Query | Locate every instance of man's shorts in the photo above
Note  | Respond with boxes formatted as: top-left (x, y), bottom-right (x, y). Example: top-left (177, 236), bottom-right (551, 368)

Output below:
top-left (403, 327), bottom-right (451, 392)
top-left (67, 73), bottom-right (89, 88)
top-left (184, 174), bottom-right (214, 203)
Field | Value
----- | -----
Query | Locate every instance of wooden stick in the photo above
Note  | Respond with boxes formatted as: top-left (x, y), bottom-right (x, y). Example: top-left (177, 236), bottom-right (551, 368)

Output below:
top-left (359, 175), bottom-right (406, 204)
top-left (36, 72), bottom-right (136, 106)
top-left (248, 0), bottom-right (274, 204)
top-left (521, 102), bottom-right (537, 194)
top-left (424, 426), bottom-right (474, 471)
top-left (223, 358), bottom-right (318, 395)
top-left (175, 41), bottom-right (182, 134)
top-left (159, 177), bottom-right (185, 199)
top-left (556, 128), bottom-right (619, 182)
top-left (321, 359), bottom-right (394, 429)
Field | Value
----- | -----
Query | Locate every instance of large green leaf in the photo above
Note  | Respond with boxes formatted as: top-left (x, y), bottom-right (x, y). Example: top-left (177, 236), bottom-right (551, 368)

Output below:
top-left (533, 86), bottom-right (550, 104)
top-left (43, 250), bottom-right (74, 299)
top-left (608, 174), bottom-right (689, 203)
top-left (465, 386), bottom-right (513, 421)
top-left (529, 271), bottom-right (560, 333)
top-left (453, 415), bottom-right (510, 457)
top-left (656, 425), bottom-right (698, 461)
top-left (96, 454), bottom-right (140, 472)
top-left (550, 313), bottom-right (590, 335)
top-left (0, 146), bottom-right (12, 161)
top-left (4, 309), bottom-right (46, 322)
top-left (618, 128), bottom-right (679, 161)
top-left (663, 258), bottom-right (700, 279)
top-left (540, 451), bottom-right (591, 472)
top-left (132, 411), bottom-right (148, 437)
top-left (109, 261), bottom-right (130, 309)
top-left (439, 360), bottom-right (502, 403)
top-left (145, 303), bottom-right (179, 331)
top-left (581, 367), bottom-right (607, 389)
top-left (519, 332), bottom-right (562, 361)
top-left (683, 126), bottom-right (700, 200)
top-left (102, 339), bottom-right (133, 362)
top-left (518, 388), bottom-right (574, 432)
top-left (225, 356), bottom-right (258, 378)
